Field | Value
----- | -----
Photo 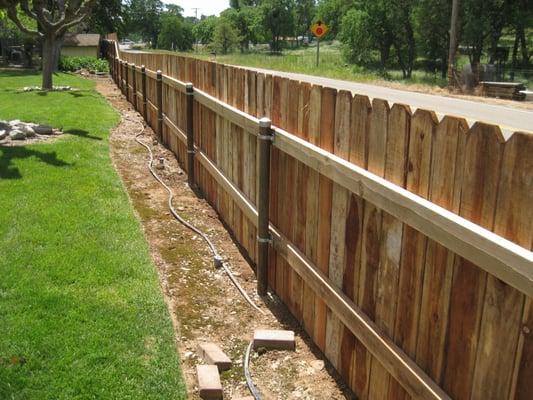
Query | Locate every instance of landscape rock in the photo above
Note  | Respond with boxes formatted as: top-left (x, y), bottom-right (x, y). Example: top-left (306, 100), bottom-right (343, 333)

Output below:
top-left (34, 125), bottom-right (54, 135)
top-left (0, 119), bottom-right (61, 144)
top-left (9, 130), bottom-right (26, 140)
top-left (21, 125), bottom-right (36, 137)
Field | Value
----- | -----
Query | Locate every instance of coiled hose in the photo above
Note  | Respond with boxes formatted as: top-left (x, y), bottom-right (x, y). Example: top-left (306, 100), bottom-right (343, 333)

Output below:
top-left (132, 120), bottom-right (264, 315)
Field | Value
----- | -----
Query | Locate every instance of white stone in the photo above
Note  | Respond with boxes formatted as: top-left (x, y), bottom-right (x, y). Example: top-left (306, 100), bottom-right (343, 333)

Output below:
top-left (0, 130), bottom-right (7, 140)
top-left (9, 130), bottom-right (25, 140)
top-left (21, 125), bottom-right (36, 137)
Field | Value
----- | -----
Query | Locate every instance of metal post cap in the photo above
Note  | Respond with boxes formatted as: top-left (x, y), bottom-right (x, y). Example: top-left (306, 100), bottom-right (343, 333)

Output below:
top-left (259, 117), bottom-right (271, 128)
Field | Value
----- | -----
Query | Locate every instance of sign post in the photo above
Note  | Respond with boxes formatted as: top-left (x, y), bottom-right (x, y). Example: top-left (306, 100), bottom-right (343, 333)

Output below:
top-left (310, 20), bottom-right (329, 67)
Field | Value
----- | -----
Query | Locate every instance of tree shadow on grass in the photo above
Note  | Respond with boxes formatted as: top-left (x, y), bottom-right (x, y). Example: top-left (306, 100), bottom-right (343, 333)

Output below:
top-left (0, 146), bottom-right (70, 180)
top-left (65, 129), bottom-right (102, 141)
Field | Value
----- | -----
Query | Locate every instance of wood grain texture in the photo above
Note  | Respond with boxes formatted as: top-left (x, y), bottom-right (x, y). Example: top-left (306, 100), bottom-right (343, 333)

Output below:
top-left (415, 116), bottom-right (467, 384)
top-left (315, 86), bottom-right (336, 352)
top-left (358, 98), bottom-right (389, 399)
top-left (472, 131), bottom-right (532, 400)
top-left (345, 94), bottom-right (371, 396)
top-left (304, 84), bottom-right (322, 342)
top-left (369, 103), bottom-right (411, 400)
top-left (443, 123), bottom-right (505, 400)
top-left (326, 90), bottom-right (352, 369)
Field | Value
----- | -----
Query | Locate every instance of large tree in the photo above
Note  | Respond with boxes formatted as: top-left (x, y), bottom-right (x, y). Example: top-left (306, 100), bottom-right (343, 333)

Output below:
top-left (260, 0), bottom-right (295, 52)
top-left (125, 0), bottom-right (163, 47)
top-left (0, 0), bottom-right (95, 89)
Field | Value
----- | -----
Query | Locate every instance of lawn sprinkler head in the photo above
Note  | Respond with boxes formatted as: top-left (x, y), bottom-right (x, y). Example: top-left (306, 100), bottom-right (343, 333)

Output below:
top-left (156, 157), bottom-right (165, 170)
top-left (213, 255), bottom-right (224, 269)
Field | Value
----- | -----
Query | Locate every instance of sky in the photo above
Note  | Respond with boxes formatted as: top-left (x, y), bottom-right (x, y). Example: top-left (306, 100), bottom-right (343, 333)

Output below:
top-left (166, 0), bottom-right (231, 18)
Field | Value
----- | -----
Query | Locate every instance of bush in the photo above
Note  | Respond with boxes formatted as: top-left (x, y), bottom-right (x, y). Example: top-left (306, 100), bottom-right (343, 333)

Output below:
top-left (59, 56), bottom-right (109, 73)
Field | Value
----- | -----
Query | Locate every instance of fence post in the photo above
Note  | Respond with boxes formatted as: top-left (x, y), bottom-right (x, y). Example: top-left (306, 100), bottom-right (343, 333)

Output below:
top-left (257, 117), bottom-right (273, 296)
top-left (156, 70), bottom-right (163, 141)
top-left (186, 83), bottom-right (195, 188)
top-left (120, 61), bottom-right (125, 94)
top-left (141, 65), bottom-right (147, 119)
top-left (124, 62), bottom-right (129, 100)
top-left (131, 63), bottom-right (137, 110)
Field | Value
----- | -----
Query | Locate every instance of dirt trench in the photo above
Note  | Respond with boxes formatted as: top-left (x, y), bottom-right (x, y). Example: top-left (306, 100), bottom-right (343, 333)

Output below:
top-left (96, 77), bottom-right (354, 400)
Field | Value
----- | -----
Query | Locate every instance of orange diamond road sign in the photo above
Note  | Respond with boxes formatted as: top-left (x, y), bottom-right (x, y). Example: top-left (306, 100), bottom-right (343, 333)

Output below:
top-left (311, 21), bottom-right (329, 39)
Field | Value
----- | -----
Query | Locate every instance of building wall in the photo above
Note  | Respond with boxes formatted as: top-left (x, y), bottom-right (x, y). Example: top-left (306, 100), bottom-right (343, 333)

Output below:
top-left (61, 46), bottom-right (98, 57)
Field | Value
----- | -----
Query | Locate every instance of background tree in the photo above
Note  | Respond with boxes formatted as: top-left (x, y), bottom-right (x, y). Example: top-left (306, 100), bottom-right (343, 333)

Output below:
top-left (315, 0), bottom-right (354, 38)
top-left (338, 0), bottom-right (393, 71)
top-left (125, 0), bottom-right (163, 47)
top-left (212, 18), bottom-right (239, 54)
top-left (260, 0), bottom-right (295, 52)
top-left (221, 6), bottom-right (261, 52)
top-left (157, 14), bottom-right (193, 51)
top-left (0, 0), bottom-right (95, 89)
top-left (85, 0), bottom-right (122, 35)
top-left (193, 15), bottom-right (218, 45)
top-left (389, 0), bottom-right (416, 78)
top-left (414, 0), bottom-right (451, 77)
top-left (294, 0), bottom-right (315, 43)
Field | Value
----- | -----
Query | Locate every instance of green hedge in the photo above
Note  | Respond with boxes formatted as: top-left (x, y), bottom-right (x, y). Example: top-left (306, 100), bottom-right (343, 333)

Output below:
top-left (59, 56), bottom-right (109, 73)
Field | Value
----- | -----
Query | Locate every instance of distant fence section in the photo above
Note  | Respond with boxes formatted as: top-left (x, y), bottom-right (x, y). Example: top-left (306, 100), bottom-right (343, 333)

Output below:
top-left (103, 41), bottom-right (533, 400)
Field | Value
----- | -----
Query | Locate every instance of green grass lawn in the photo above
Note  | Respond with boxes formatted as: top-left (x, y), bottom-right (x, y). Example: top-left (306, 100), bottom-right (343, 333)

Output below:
top-left (0, 71), bottom-right (186, 399)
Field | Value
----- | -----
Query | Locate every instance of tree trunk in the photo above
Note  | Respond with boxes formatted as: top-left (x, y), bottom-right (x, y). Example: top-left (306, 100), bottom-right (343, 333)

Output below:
top-left (42, 35), bottom-right (55, 90)
top-left (447, 0), bottom-right (461, 88)
top-left (52, 36), bottom-right (63, 72)
top-left (518, 25), bottom-right (529, 66)
top-left (510, 28), bottom-right (520, 81)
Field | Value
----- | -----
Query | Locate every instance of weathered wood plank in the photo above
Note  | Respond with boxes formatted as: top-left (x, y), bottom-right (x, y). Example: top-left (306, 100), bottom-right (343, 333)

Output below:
top-left (415, 116), bottom-right (467, 383)
top-left (358, 98), bottom-right (389, 399)
top-left (326, 90), bottom-right (352, 370)
top-left (442, 123), bottom-right (505, 399)
top-left (471, 131), bottom-right (533, 400)
top-left (369, 103), bottom-right (411, 400)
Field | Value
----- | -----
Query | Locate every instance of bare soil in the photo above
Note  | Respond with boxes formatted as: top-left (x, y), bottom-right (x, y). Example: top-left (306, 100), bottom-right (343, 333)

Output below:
top-left (97, 77), bottom-right (354, 400)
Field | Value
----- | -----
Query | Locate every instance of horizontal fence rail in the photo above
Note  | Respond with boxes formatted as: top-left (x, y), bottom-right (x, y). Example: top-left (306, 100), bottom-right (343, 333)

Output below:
top-left (103, 40), bottom-right (533, 400)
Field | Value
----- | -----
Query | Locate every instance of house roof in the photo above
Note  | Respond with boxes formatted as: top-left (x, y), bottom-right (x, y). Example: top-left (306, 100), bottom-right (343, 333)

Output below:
top-left (63, 33), bottom-right (101, 47)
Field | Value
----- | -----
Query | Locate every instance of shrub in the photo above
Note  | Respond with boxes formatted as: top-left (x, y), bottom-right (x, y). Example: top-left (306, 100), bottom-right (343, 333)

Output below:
top-left (59, 56), bottom-right (109, 73)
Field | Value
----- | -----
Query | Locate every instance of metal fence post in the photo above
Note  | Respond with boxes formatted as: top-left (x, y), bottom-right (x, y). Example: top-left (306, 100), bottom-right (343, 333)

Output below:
top-left (186, 83), bottom-right (195, 188)
top-left (113, 57), bottom-right (117, 83)
top-left (156, 70), bottom-right (163, 140)
top-left (141, 65), bottom-right (147, 119)
top-left (120, 61), bottom-right (125, 94)
top-left (257, 117), bottom-right (273, 296)
top-left (131, 63), bottom-right (137, 110)
top-left (124, 62), bottom-right (129, 100)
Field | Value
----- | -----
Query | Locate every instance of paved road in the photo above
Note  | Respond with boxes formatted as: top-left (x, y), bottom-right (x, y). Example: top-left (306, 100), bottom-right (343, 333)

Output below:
top-left (238, 65), bottom-right (533, 139)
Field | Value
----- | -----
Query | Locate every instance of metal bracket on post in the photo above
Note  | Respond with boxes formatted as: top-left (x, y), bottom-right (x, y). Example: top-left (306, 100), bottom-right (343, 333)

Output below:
top-left (141, 65), bottom-right (147, 119)
top-left (156, 70), bottom-right (163, 141)
top-left (256, 117), bottom-right (273, 296)
top-left (185, 82), bottom-right (195, 188)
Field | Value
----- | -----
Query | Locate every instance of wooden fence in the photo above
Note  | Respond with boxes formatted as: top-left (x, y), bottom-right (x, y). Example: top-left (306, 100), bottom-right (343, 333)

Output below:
top-left (104, 41), bottom-right (533, 400)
